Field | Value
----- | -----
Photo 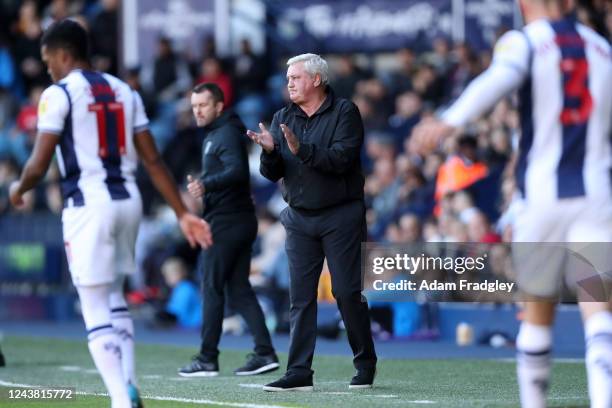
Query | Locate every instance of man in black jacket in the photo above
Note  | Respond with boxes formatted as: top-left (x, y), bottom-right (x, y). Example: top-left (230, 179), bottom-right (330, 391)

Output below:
top-left (179, 83), bottom-right (278, 377)
top-left (247, 54), bottom-right (377, 391)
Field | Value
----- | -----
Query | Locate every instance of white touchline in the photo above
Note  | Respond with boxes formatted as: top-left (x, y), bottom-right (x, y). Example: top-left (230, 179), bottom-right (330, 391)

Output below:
top-left (238, 383), bottom-right (263, 388)
top-left (59, 365), bottom-right (82, 372)
top-left (495, 358), bottom-right (584, 364)
top-left (0, 379), bottom-right (293, 408)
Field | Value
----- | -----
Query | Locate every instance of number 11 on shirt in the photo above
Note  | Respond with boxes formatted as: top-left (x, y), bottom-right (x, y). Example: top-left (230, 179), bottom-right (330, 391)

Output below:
top-left (88, 102), bottom-right (127, 158)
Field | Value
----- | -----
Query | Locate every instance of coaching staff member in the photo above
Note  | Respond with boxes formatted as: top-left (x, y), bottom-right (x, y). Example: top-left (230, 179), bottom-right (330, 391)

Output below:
top-left (179, 83), bottom-right (278, 377)
top-left (247, 54), bottom-right (377, 391)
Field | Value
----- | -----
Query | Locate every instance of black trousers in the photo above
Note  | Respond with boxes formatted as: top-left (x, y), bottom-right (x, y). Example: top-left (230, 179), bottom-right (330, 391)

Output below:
top-left (281, 200), bottom-right (377, 376)
top-left (199, 212), bottom-right (274, 360)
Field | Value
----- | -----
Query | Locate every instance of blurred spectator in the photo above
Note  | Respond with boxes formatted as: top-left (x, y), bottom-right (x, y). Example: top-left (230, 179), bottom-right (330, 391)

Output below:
top-left (160, 257), bottom-right (202, 329)
top-left (233, 39), bottom-right (267, 99)
top-left (398, 213), bottom-right (422, 243)
top-left (434, 135), bottom-right (488, 206)
top-left (41, 0), bottom-right (74, 29)
top-left (89, 0), bottom-right (119, 74)
top-left (197, 57), bottom-right (233, 106)
top-left (412, 64), bottom-right (445, 105)
top-left (385, 47), bottom-right (416, 96)
top-left (143, 37), bottom-right (192, 102)
top-left (233, 39), bottom-right (268, 131)
top-left (0, 157), bottom-right (19, 214)
top-left (467, 210), bottom-right (501, 243)
top-left (125, 67), bottom-right (157, 119)
top-left (250, 210), bottom-right (286, 281)
top-left (448, 43), bottom-right (481, 100)
top-left (387, 91), bottom-right (422, 150)
top-left (452, 190), bottom-right (479, 224)
top-left (331, 55), bottom-right (370, 99)
top-left (426, 36), bottom-right (453, 77)
top-left (0, 34), bottom-right (18, 95)
top-left (11, 1), bottom-right (47, 92)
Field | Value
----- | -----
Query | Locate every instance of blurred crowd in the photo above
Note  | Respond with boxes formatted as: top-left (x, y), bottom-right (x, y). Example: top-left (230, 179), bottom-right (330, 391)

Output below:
top-left (0, 0), bottom-right (610, 335)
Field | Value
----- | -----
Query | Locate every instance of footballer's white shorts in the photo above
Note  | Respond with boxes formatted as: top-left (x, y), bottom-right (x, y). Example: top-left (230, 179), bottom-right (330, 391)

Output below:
top-left (512, 197), bottom-right (612, 300)
top-left (62, 193), bottom-right (142, 287)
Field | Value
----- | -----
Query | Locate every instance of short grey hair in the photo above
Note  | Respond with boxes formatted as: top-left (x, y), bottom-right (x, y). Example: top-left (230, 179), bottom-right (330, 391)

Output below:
top-left (287, 53), bottom-right (329, 86)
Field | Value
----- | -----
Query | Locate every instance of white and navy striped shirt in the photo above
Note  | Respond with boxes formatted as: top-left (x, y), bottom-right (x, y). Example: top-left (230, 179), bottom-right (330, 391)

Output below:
top-left (37, 69), bottom-right (149, 206)
top-left (443, 17), bottom-right (611, 204)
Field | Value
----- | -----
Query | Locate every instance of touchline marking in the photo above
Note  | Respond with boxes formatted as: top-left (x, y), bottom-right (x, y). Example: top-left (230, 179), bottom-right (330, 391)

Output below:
top-left (0, 379), bottom-right (293, 408)
top-left (239, 383), bottom-right (263, 388)
top-left (495, 358), bottom-right (584, 364)
top-left (141, 374), bottom-right (163, 380)
top-left (59, 365), bottom-right (82, 372)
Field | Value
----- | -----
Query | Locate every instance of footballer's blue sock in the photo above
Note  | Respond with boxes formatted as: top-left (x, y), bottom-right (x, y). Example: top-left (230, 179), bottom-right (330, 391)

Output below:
top-left (516, 322), bottom-right (552, 408)
top-left (585, 311), bottom-right (612, 408)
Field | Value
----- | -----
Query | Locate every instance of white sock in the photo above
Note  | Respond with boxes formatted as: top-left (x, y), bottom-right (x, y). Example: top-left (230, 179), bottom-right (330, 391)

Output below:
top-left (516, 322), bottom-right (552, 408)
top-left (88, 326), bottom-right (131, 408)
top-left (585, 311), bottom-right (612, 408)
top-left (111, 307), bottom-right (136, 387)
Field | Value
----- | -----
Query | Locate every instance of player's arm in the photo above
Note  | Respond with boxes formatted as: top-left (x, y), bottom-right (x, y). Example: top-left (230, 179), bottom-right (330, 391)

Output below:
top-left (9, 132), bottom-right (59, 207)
top-left (134, 129), bottom-right (212, 248)
top-left (411, 30), bottom-right (530, 154)
top-left (10, 85), bottom-right (66, 208)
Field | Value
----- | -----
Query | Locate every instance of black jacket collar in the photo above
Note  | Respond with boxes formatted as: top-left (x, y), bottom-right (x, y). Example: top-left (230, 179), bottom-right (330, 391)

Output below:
top-left (288, 86), bottom-right (336, 118)
top-left (204, 110), bottom-right (241, 132)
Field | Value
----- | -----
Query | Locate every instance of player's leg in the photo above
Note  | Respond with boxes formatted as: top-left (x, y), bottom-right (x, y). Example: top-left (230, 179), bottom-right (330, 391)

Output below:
top-left (113, 194), bottom-right (144, 407)
top-left (516, 302), bottom-right (555, 408)
top-left (569, 204), bottom-right (612, 408)
top-left (512, 202), bottom-right (566, 408)
top-left (63, 204), bottom-right (131, 408)
top-left (580, 302), bottom-right (612, 408)
top-left (226, 214), bottom-right (278, 375)
top-left (110, 276), bottom-right (142, 408)
top-left (113, 197), bottom-right (141, 387)
top-left (78, 283), bottom-right (131, 408)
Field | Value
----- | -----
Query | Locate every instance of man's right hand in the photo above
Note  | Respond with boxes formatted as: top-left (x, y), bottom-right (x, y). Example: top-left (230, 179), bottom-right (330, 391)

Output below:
top-left (187, 175), bottom-right (205, 199)
top-left (178, 212), bottom-right (213, 248)
top-left (246, 122), bottom-right (275, 153)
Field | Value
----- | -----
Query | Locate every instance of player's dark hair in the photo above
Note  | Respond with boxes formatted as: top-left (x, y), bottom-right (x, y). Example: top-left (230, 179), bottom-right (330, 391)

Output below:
top-left (41, 19), bottom-right (89, 61)
top-left (192, 82), bottom-right (225, 104)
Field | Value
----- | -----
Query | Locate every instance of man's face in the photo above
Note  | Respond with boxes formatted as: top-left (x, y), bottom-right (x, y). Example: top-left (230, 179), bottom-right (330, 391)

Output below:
top-left (191, 90), bottom-right (223, 127)
top-left (286, 62), bottom-right (319, 104)
top-left (41, 45), bottom-right (66, 83)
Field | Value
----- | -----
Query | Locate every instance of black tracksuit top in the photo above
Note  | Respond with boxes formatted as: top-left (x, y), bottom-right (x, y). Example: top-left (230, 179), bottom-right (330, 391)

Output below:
top-left (199, 110), bottom-right (254, 219)
top-left (260, 87), bottom-right (365, 211)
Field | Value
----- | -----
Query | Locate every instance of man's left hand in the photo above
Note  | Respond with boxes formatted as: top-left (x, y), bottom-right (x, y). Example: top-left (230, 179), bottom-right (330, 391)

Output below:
top-left (8, 181), bottom-right (24, 207)
top-left (280, 124), bottom-right (300, 155)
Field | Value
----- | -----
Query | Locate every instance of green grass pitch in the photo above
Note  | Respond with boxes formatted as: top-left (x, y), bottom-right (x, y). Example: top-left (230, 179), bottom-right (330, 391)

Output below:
top-left (0, 336), bottom-right (589, 407)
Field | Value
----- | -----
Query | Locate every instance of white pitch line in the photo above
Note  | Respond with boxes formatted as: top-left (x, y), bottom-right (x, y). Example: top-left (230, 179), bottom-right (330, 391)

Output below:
top-left (0, 379), bottom-right (293, 408)
top-left (141, 375), bottom-right (163, 380)
top-left (59, 365), bottom-right (82, 372)
top-left (239, 383), bottom-right (263, 388)
top-left (496, 358), bottom-right (584, 364)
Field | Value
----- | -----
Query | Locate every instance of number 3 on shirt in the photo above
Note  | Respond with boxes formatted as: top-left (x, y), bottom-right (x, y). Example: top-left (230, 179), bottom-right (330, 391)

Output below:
top-left (88, 102), bottom-right (127, 158)
top-left (560, 57), bottom-right (593, 126)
